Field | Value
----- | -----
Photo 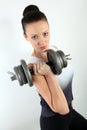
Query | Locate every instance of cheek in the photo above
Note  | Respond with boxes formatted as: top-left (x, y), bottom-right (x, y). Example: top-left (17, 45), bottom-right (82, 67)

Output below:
top-left (30, 40), bottom-right (38, 48)
top-left (46, 36), bottom-right (50, 43)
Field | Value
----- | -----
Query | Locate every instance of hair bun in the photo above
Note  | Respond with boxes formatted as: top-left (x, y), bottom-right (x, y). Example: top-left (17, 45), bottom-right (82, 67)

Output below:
top-left (23, 5), bottom-right (40, 17)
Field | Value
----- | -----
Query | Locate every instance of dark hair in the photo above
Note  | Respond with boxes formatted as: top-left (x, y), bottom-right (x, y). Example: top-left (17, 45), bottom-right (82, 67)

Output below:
top-left (21, 5), bottom-right (48, 34)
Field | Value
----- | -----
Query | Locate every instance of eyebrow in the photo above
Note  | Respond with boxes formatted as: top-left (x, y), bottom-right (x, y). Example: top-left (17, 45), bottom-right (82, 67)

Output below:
top-left (30, 30), bottom-right (49, 36)
top-left (30, 34), bottom-right (37, 36)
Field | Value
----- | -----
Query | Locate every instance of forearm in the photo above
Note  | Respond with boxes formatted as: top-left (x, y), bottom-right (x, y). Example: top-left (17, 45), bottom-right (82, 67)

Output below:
top-left (45, 71), bottom-right (69, 114)
top-left (32, 62), bottom-right (69, 114)
top-left (32, 75), bottom-right (57, 112)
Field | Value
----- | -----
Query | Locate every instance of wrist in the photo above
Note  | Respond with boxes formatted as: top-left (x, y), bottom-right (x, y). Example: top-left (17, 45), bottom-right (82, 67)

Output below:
top-left (44, 70), bottom-right (54, 77)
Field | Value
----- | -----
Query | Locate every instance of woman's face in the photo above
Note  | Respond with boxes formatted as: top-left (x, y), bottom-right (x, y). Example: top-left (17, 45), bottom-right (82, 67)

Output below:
top-left (24, 20), bottom-right (50, 55)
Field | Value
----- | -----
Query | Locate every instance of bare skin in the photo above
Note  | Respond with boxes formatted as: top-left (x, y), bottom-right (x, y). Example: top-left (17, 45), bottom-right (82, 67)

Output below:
top-left (24, 20), bottom-right (69, 115)
top-left (32, 62), bottom-right (69, 114)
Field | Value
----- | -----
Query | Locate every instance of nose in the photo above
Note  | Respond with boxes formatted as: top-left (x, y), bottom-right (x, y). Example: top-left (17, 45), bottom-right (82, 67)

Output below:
top-left (38, 36), bottom-right (44, 45)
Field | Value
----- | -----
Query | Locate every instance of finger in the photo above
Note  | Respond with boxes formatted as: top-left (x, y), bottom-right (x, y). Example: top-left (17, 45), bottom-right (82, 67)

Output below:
top-left (41, 52), bottom-right (48, 62)
top-left (40, 62), bottom-right (45, 71)
top-left (33, 64), bottom-right (38, 75)
top-left (37, 62), bottom-right (40, 71)
top-left (28, 63), bottom-right (33, 68)
top-left (36, 62), bottom-right (44, 75)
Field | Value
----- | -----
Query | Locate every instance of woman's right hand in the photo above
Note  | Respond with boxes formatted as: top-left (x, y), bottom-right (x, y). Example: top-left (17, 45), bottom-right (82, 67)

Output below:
top-left (28, 62), bottom-right (52, 76)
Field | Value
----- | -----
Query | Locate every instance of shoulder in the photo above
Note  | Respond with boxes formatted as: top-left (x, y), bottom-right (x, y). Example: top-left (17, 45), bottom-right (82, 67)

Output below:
top-left (50, 44), bottom-right (65, 52)
top-left (27, 55), bottom-right (44, 64)
top-left (50, 45), bottom-right (59, 51)
top-left (50, 42), bottom-right (68, 53)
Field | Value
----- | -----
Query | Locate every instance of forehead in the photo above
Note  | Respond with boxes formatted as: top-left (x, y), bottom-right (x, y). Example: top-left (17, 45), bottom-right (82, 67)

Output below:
top-left (25, 20), bottom-right (49, 34)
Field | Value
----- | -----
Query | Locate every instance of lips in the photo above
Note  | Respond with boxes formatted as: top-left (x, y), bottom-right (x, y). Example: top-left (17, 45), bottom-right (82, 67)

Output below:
top-left (40, 46), bottom-right (47, 50)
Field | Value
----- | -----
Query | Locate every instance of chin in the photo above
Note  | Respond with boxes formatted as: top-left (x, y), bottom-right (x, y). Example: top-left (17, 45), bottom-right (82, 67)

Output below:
top-left (44, 47), bottom-right (50, 51)
top-left (41, 49), bottom-right (48, 52)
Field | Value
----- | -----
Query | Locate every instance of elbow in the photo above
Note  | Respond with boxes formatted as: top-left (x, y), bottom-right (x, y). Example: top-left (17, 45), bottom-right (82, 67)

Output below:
top-left (51, 104), bottom-right (69, 115)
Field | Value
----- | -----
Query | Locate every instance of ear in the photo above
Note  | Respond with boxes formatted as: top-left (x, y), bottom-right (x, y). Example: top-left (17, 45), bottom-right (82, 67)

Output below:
top-left (23, 33), bottom-right (30, 41)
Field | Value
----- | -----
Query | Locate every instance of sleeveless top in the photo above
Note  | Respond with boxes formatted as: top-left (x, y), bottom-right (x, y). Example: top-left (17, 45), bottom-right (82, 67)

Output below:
top-left (28, 48), bottom-right (74, 117)
top-left (40, 64), bottom-right (74, 117)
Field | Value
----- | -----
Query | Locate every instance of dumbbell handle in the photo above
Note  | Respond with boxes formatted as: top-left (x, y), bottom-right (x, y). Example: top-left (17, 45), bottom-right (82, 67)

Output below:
top-left (8, 71), bottom-right (17, 81)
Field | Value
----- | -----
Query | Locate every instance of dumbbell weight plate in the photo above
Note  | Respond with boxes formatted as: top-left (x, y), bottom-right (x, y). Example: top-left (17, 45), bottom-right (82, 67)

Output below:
top-left (56, 51), bottom-right (64, 68)
top-left (57, 50), bottom-right (67, 68)
top-left (14, 65), bottom-right (26, 86)
top-left (21, 60), bottom-right (33, 86)
top-left (14, 65), bottom-right (28, 86)
top-left (47, 49), bottom-right (62, 75)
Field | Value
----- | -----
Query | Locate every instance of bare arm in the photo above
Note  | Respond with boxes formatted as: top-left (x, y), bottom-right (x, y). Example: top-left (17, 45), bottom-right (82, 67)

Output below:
top-left (32, 62), bottom-right (69, 114)
top-left (32, 74), bottom-right (56, 112)
top-left (44, 71), bottom-right (69, 114)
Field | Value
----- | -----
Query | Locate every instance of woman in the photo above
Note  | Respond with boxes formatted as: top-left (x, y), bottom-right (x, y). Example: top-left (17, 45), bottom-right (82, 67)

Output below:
top-left (21, 4), bottom-right (87, 130)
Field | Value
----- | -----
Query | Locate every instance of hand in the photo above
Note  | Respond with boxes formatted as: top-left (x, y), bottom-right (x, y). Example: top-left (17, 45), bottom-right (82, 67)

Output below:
top-left (33, 62), bottom-right (51, 75)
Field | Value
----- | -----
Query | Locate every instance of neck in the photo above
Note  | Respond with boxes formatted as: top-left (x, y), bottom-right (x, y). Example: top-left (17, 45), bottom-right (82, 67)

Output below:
top-left (32, 50), bottom-right (47, 62)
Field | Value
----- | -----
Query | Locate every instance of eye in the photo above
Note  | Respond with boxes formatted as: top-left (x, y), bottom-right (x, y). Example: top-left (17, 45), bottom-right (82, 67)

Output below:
top-left (31, 35), bottom-right (38, 40)
top-left (43, 32), bottom-right (49, 37)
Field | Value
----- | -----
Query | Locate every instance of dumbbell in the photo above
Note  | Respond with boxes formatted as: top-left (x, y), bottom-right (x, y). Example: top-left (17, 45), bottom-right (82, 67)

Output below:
top-left (56, 50), bottom-right (71, 68)
top-left (8, 49), bottom-right (71, 86)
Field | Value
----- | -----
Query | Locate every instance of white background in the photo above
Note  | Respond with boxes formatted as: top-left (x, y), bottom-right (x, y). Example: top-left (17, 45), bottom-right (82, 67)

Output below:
top-left (0, 0), bottom-right (87, 130)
